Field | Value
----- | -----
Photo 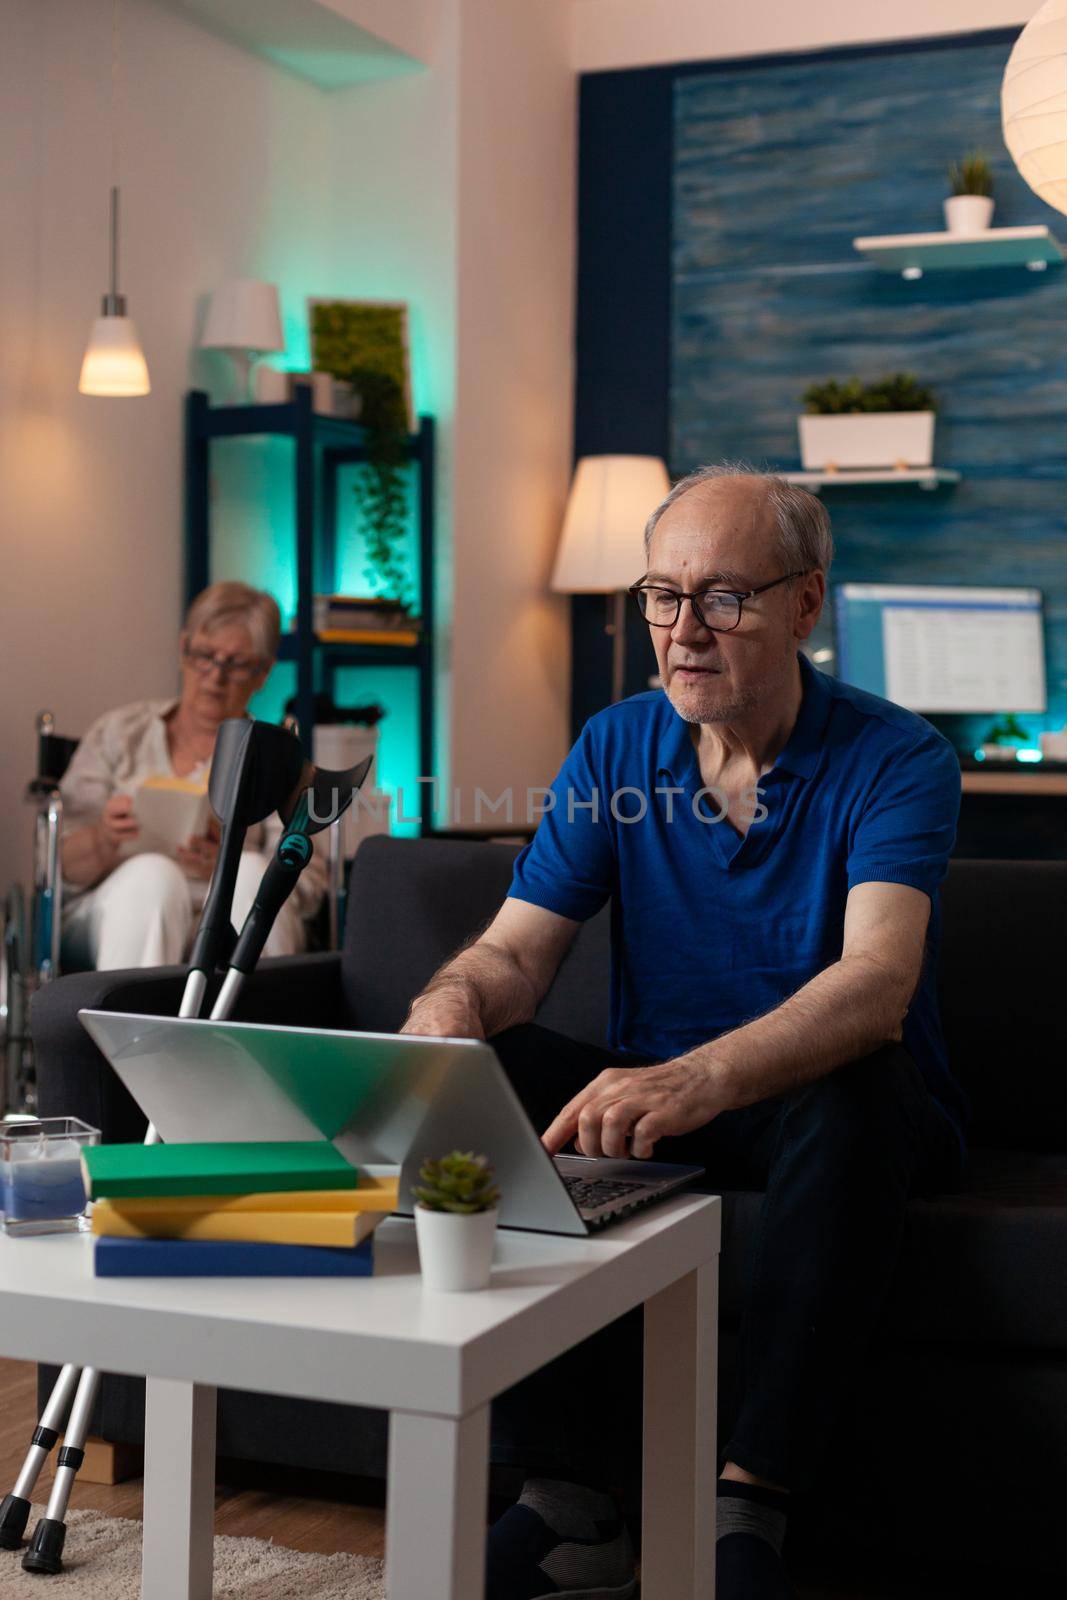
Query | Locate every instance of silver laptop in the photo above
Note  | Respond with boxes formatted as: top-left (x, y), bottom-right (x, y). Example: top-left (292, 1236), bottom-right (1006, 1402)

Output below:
top-left (78, 1011), bottom-right (703, 1237)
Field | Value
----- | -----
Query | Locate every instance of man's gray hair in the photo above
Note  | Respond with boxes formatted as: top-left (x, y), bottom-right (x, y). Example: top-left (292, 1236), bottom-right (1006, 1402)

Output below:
top-left (644, 462), bottom-right (833, 576)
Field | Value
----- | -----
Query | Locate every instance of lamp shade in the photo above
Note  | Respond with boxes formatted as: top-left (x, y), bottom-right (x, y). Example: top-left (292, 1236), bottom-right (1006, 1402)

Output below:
top-left (78, 314), bottom-right (151, 396)
top-left (200, 278), bottom-right (284, 352)
top-left (551, 455), bottom-right (671, 593)
top-left (1003, 2), bottom-right (1067, 215)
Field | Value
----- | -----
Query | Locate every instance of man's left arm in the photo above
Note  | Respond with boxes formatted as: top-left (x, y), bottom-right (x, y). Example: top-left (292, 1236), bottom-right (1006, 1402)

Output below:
top-left (542, 881), bottom-right (930, 1159)
top-left (542, 732), bottom-right (960, 1161)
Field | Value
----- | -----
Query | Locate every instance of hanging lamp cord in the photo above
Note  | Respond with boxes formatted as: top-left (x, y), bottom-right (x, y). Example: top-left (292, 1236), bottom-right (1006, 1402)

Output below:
top-left (106, 0), bottom-right (122, 308)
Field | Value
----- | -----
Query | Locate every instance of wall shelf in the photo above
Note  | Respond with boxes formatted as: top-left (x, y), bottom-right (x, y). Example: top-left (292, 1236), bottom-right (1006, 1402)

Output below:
top-left (184, 388), bottom-right (436, 833)
top-left (853, 225), bottom-right (1064, 277)
top-left (782, 468), bottom-right (960, 492)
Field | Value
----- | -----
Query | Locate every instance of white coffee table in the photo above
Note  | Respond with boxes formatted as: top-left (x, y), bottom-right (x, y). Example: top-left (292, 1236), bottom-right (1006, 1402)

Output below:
top-left (0, 1194), bottom-right (720, 1600)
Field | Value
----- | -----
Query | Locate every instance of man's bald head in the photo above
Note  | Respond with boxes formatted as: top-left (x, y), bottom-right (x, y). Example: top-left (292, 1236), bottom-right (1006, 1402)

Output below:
top-left (644, 463), bottom-right (833, 578)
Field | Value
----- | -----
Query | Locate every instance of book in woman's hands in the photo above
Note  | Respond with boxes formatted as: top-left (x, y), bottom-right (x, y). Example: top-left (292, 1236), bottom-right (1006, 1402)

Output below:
top-left (129, 775), bottom-right (211, 856)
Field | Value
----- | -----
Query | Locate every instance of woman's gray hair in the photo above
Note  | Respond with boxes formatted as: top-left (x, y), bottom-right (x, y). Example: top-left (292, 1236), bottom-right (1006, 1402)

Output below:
top-left (183, 580), bottom-right (281, 662)
top-left (644, 462), bottom-right (833, 575)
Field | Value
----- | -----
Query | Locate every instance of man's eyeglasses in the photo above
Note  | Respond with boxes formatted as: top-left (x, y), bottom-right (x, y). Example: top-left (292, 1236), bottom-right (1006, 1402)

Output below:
top-left (182, 644), bottom-right (263, 682)
top-left (628, 571), bottom-right (809, 633)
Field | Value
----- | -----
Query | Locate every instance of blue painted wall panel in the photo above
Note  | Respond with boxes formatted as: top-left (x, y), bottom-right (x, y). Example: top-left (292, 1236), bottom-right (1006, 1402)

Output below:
top-left (671, 37), bottom-right (1067, 735)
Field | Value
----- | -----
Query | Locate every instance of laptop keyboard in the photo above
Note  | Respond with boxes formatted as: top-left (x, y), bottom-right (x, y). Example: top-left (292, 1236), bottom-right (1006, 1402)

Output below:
top-left (562, 1175), bottom-right (648, 1211)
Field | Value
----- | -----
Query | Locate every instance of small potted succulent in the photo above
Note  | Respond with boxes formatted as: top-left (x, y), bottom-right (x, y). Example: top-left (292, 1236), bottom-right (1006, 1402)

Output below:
top-left (944, 152), bottom-right (995, 235)
top-left (413, 1150), bottom-right (501, 1292)
top-left (798, 374), bottom-right (937, 472)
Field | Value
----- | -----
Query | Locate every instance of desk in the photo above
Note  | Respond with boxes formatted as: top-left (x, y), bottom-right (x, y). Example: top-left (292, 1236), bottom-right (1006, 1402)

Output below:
top-left (961, 770), bottom-right (1067, 796)
top-left (0, 1196), bottom-right (721, 1600)
top-left (956, 765), bottom-right (1067, 858)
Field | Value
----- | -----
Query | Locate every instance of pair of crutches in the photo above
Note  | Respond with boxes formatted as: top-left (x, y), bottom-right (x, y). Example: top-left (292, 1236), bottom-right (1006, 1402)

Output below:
top-left (0, 717), bottom-right (371, 1573)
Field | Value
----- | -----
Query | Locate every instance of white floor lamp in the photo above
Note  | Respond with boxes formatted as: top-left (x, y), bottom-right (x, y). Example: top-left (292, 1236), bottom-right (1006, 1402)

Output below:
top-left (551, 455), bottom-right (671, 703)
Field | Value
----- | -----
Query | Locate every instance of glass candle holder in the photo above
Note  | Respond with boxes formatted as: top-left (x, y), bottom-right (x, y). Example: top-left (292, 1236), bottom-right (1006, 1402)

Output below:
top-left (1, 1118), bottom-right (100, 1237)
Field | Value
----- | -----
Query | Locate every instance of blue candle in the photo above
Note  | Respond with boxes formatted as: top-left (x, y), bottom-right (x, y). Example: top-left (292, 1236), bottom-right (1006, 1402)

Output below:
top-left (4, 1151), bottom-right (87, 1224)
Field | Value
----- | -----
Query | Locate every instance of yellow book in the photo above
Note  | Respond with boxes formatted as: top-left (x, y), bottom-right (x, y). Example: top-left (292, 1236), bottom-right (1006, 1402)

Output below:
top-left (317, 628), bottom-right (420, 646)
top-left (92, 1199), bottom-right (389, 1248)
top-left (85, 1175), bottom-right (399, 1217)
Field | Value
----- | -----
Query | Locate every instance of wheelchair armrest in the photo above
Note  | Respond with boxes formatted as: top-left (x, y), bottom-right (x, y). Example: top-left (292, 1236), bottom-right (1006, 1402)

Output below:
top-left (30, 953), bottom-right (344, 1143)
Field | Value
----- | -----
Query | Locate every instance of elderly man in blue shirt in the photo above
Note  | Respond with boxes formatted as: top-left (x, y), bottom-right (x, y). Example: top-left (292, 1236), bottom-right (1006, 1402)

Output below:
top-left (401, 465), bottom-right (964, 1600)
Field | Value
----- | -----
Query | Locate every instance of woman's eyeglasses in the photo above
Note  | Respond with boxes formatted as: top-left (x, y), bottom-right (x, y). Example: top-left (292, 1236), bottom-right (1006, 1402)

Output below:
top-left (182, 644), bottom-right (263, 682)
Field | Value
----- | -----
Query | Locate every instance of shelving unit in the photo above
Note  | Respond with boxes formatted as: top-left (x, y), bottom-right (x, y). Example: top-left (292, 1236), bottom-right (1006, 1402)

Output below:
top-left (782, 468), bottom-right (960, 492)
top-left (184, 387), bottom-right (436, 833)
top-left (853, 225), bottom-right (1064, 277)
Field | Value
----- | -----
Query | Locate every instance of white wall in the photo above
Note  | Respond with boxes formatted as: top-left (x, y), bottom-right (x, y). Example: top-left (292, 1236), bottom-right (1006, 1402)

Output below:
top-left (0, 0), bottom-right (577, 901)
top-left (449, 0), bottom-right (575, 821)
top-left (572, 0), bottom-right (1033, 73)
top-left (0, 0), bottom-right (333, 891)
top-left (293, 0), bottom-right (577, 821)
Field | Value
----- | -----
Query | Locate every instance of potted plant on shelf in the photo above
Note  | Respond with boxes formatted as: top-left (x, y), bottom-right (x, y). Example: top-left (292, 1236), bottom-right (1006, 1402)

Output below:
top-left (413, 1150), bottom-right (501, 1292)
top-left (944, 152), bottom-right (995, 235)
top-left (798, 374), bottom-right (937, 473)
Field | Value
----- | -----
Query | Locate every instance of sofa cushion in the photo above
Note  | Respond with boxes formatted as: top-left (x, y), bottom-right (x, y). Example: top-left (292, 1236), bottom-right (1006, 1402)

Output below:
top-left (717, 1148), bottom-right (1067, 1351)
top-left (342, 837), bottom-right (611, 1046)
top-left (938, 860), bottom-right (1067, 1152)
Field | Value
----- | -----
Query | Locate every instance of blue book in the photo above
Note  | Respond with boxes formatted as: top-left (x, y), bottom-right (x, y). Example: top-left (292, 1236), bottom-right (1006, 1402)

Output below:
top-left (94, 1235), bottom-right (374, 1278)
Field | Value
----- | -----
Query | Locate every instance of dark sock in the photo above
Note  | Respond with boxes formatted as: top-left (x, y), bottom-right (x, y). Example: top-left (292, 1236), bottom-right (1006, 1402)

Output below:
top-left (717, 1479), bottom-right (788, 1553)
top-left (717, 1480), bottom-right (793, 1600)
top-left (518, 1477), bottom-right (619, 1539)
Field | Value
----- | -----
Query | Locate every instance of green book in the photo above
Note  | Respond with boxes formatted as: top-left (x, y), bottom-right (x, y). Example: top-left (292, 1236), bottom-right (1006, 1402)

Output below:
top-left (81, 1141), bottom-right (358, 1201)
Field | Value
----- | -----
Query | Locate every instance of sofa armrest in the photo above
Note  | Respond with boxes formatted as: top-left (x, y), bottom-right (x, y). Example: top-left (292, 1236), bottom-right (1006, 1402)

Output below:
top-left (31, 953), bottom-right (344, 1143)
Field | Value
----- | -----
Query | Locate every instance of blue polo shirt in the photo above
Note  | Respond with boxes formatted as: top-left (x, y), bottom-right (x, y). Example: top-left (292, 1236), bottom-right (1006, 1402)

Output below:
top-left (509, 653), bottom-right (966, 1142)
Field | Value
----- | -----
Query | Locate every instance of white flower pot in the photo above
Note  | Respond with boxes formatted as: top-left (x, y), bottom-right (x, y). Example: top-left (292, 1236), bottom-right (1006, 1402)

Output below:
top-left (415, 1205), bottom-right (498, 1292)
top-left (797, 411), bottom-right (935, 471)
top-left (943, 195), bottom-right (994, 234)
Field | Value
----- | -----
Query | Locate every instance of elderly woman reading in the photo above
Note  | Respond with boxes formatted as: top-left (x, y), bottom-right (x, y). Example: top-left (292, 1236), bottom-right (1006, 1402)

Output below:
top-left (60, 581), bottom-right (326, 970)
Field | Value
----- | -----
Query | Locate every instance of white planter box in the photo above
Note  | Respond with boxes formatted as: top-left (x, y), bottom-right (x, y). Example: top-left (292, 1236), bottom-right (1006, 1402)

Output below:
top-left (415, 1205), bottom-right (498, 1292)
top-left (797, 411), bottom-right (935, 471)
top-left (943, 195), bottom-right (995, 235)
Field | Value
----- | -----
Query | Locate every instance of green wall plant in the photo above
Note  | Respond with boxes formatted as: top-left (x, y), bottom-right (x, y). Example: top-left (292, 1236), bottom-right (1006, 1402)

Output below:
top-left (310, 301), bottom-right (414, 609)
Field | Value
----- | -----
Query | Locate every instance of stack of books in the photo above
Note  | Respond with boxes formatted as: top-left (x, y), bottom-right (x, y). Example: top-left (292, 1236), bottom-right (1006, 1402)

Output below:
top-left (312, 594), bottom-right (421, 646)
top-left (82, 1141), bottom-right (398, 1278)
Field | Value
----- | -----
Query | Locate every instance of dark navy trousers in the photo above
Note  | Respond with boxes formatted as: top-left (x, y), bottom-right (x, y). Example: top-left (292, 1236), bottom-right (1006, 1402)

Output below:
top-left (488, 1022), bottom-right (962, 1491)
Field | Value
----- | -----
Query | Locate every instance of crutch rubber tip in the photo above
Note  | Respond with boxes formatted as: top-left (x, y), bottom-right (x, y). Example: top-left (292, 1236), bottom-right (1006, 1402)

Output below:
top-left (0, 1493), bottom-right (31, 1549)
top-left (21, 1518), bottom-right (65, 1574)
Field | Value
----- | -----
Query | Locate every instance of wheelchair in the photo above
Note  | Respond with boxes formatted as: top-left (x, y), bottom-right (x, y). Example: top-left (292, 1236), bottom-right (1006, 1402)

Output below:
top-left (0, 710), bottom-right (365, 1114)
top-left (1, 713), bottom-right (79, 1115)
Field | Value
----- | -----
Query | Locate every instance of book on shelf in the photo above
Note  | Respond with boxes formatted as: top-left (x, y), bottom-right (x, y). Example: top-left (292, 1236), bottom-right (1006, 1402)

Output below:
top-left (312, 594), bottom-right (422, 634)
top-left (92, 1198), bottom-right (389, 1248)
top-left (81, 1141), bottom-right (360, 1201)
top-left (94, 1235), bottom-right (376, 1278)
top-left (317, 628), bottom-right (421, 647)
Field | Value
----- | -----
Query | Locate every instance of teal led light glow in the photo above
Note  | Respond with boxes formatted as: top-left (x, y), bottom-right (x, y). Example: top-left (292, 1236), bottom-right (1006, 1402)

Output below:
top-left (334, 666), bottom-right (421, 837)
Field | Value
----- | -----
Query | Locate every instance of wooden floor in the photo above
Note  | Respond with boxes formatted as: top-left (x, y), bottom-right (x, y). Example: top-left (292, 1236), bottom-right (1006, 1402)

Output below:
top-left (0, 1357), bottom-right (978, 1596)
top-left (0, 1358), bottom-right (386, 1559)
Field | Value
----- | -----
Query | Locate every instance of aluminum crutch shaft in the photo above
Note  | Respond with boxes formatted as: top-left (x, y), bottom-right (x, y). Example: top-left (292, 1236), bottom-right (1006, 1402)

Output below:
top-left (0, 1363), bottom-right (81, 1549)
top-left (22, 1366), bottom-right (101, 1574)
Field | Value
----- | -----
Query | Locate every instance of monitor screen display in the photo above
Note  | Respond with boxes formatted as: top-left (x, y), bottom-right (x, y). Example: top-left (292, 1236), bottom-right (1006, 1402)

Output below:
top-left (834, 583), bottom-right (1047, 714)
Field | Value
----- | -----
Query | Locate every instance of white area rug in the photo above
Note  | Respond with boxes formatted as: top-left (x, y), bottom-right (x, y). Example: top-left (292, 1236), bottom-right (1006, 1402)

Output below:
top-left (0, 1506), bottom-right (384, 1598)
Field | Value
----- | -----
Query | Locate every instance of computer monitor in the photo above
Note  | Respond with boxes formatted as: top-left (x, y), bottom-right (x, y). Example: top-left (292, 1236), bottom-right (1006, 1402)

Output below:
top-left (834, 583), bottom-right (1047, 715)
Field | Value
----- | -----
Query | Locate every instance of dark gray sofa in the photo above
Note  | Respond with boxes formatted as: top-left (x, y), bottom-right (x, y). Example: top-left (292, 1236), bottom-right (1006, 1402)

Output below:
top-left (31, 839), bottom-right (1067, 1578)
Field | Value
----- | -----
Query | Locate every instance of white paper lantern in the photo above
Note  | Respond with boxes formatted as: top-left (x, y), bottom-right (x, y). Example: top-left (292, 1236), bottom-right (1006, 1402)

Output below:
top-left (1003, 1), bottom-right (1067, 216)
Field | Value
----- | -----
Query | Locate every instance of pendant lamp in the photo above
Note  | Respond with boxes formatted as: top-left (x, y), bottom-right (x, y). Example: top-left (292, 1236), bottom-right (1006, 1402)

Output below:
top-left (79, 0), bottom-right (149, 396)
